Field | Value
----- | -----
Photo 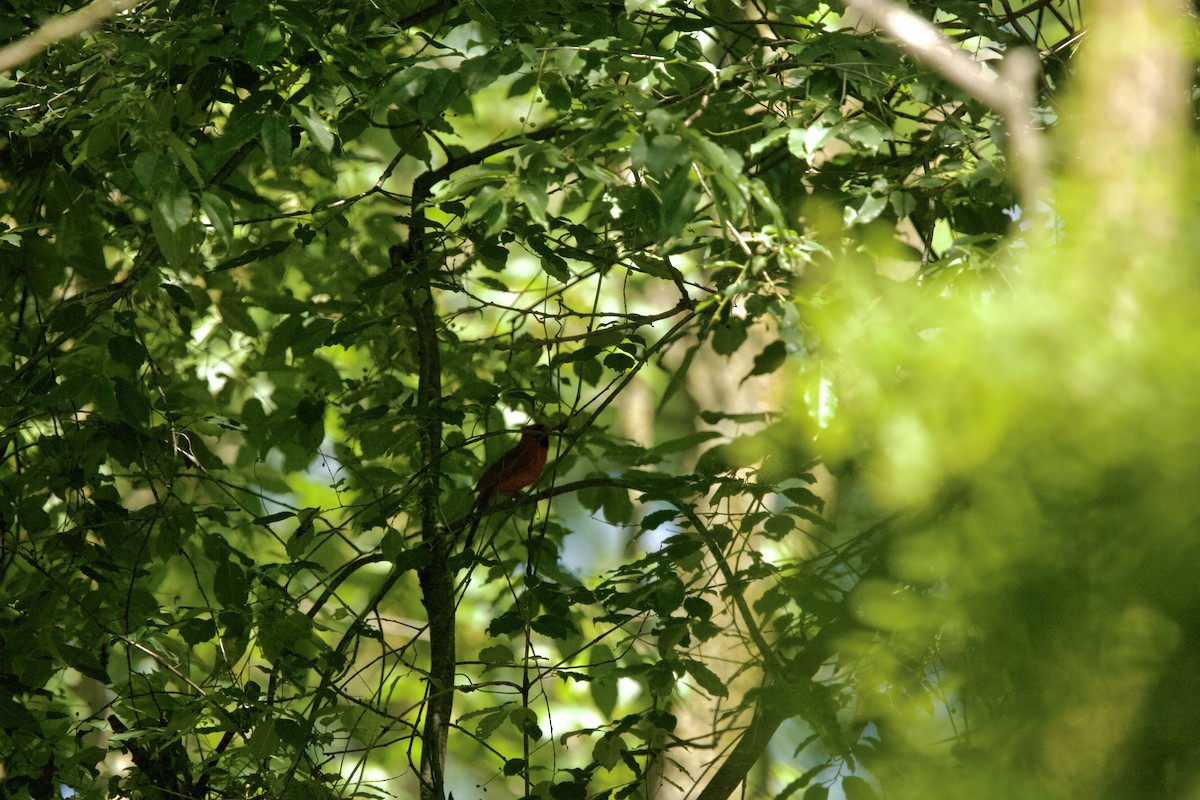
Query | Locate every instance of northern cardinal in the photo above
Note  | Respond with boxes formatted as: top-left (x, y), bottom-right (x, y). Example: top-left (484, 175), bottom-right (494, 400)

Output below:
top-left (462, 424), bottom-right (550, 551)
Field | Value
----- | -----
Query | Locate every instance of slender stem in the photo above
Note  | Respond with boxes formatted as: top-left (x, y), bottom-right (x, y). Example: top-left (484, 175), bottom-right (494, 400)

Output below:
top-left (403, 171), bottom-right (454, 800)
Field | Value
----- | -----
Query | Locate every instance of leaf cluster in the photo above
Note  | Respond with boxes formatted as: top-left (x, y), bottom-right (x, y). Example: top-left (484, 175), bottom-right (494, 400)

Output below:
top-left (0, 0), bottom-right (1081, 798)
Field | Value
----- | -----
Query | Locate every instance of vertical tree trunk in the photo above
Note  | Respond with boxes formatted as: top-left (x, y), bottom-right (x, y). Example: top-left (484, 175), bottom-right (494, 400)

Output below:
top-left (400, 171), bottom-right (455, 800)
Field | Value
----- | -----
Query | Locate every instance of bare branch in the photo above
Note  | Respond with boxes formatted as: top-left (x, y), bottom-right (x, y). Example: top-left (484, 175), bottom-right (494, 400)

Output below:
top-left (841, 0), bottom-right (1047, 218)
top-left (0, 0), bottom-right (137, 73)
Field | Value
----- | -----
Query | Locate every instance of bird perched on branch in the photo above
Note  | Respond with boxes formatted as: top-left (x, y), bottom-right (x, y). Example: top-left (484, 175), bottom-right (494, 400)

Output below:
top-left (462, 424), bottom-right (550, 552)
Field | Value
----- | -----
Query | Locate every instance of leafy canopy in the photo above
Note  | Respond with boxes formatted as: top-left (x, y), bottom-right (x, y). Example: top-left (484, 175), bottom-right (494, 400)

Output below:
top-left (9, 2), bottom-right (1194, 800)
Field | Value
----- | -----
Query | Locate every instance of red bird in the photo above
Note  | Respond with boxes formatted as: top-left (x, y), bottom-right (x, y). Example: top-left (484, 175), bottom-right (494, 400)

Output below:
top-left (463, 424), bottom-right (550, 550)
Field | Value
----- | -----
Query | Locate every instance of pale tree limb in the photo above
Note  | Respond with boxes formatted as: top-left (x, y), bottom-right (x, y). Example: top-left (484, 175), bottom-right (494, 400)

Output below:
top-left (0, 0), bottom-right (137, 73)
top-left (841, 0), bottom-right (1048, 220)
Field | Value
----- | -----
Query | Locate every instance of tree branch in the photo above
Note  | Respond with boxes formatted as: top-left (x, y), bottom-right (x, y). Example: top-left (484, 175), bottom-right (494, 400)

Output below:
top-left (840, 0), bottom-right (1046, 219)
top-left (401, 170), bottom-right (453, 800)
top-left (0, 0), bottom-right (137, 73)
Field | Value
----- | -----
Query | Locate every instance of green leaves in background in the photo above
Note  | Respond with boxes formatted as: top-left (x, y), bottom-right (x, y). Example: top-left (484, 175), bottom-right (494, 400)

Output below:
top-left (0, 0), bottom-right (1119, 799)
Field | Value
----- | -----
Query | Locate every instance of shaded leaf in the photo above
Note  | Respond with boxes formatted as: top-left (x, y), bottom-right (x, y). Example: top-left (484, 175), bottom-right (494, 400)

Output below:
top-left (742, 339), bottom-right (788, 382)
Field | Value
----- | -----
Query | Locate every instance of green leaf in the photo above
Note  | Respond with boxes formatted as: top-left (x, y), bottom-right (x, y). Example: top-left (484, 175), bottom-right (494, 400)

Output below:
top-left (200, 192), bottom-right (235, 246)
top-left (842, 776), bottom-right (879, 800)
top-left (261, 113), bottom-right (292, 170)
top-left (643, 431), bottom-right (723, 462)
top-left (846, 193), bottom-right (888, 226)
top-left (460, 50), bottom-right (518, 92)
top-left (542, 74), bottom-right (573, 111)
top-left (219, 294), bottom-right (259, 336)
top-left (891, 190), bottom-right (916, 218)
top-left (711, 316), bottom-right (748, 356)
top-left (603, 352), bottom-right (635, 372)
top-left (632, 133), bottom-right (688, 173)
top-left (386, 104), bottom-right (432, 162)
top-left (265, 314), bottom-right (306, 358)
top-left (788, 125), bottom-right (830, 159)
top-left (133, 151), bottom-right (170, 192)
top-left (112, 377), bottom-right (150, 425)
top-left (478, 239), bottom-right (509, 270)
top-left (659, 342), bottom-right (700, 411)
top-left (589, 643), bottom-right (618, 718)
top-left (178, 616), bottom-right (216, 645)
top-left (593, 732), bottom-right (627, 770)
top-left (156, 180), bottom-right (195, 233)
top-left (763, 514), bottom-right (795, 539)
top-left (640, 508), bottom-right (679, 531)
top-left (532, 613), bottom-right (578, 640)
top-left (161, 282), bottom-right (194, 310)
top-left (476, 709), bottom-right (508, 740)
top-left (211, 240), bottom-right (290, 272)
top-left (845, 120), bottom-right (887, 153)
top-left (214, 558), bottom-right (248, 608)
top-left (803, 785), bottom-right (829, 800)
top-left (742, 339), bottom-right (788, 382)
top-left (528, 234), bottom-right (570, 280)
top-left (554, 346), bottom-right (601, 366)
top-left (479, 644), bottom-right (513, 669)
top-left (508, 708), bottom-right (542, 740)
top-left (516, 182), bottom-right (549, 228)
top-left (683, 596), bottom-right (712, 621)
top-left (253, 511), bottom-right (295, 526)
top-left (107, 335), bottom-right (147, 369)
top-left (394, 544), bottom-right (432, 573)
top-left (782, 486), bottom-right (823, 509)
top-left (684, 659), bottom-right (728, 697)
top-left (650, 576), bottom-right (685, 615)
top-left (656, 169), bottom-right (698, 240)
top-left (415, 68), bottom-right (464, 122)
top-left (292, 105), bottom-right (334, 153)
top-left (694, 444), bottom-right (731, 478)
top-left (600, 485), bottom-right (634, 526)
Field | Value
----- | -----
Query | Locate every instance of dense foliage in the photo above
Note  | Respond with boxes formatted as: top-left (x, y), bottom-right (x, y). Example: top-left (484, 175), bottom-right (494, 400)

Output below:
top-left (8, 2), bottom-right (1199, 800)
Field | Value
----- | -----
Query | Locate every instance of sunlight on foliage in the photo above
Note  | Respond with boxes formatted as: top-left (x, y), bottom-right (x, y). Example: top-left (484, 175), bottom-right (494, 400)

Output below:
top-left (798, 2), bottom-right (1200, 798)
top-left (4, 0), bottom-right (1190, 799)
